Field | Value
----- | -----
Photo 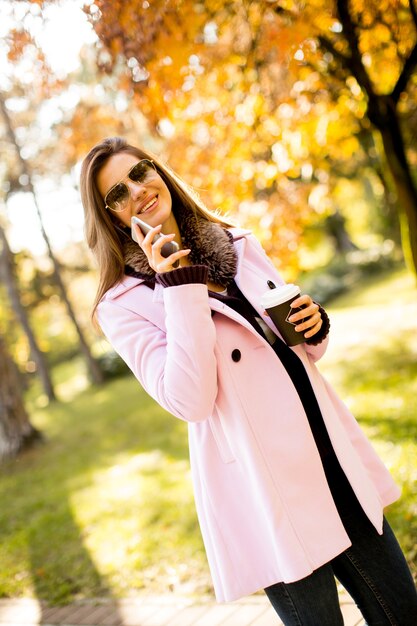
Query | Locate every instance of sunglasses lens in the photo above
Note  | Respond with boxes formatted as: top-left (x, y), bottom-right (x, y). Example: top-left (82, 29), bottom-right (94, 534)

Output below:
top-left (106, 183), bottom-right (129, 211)
top-left (105, 161), bottom-right (156, 211)
top-left (129, 160), bottom-right (155, 183)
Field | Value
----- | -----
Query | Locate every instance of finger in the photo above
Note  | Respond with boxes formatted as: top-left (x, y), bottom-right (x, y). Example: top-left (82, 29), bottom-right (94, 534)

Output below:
top-left (295, 311), bottom-right (322, 332)
top-left (150, 233), bottom-right (181, 265)
top-left (132, 223), bottom-right (146, 246)
top-left (140, 224), bottom-right (162, 250)
top-left (304, 319), bottom-right (323, 339)
top-left (288, 302), bottom-right (319, 324)
top-left (291, 294), bottom-right (312, 309)
top-left (154, 249), bottom-right (191, 273)
top-left (295, 311), bottom-right (321, 332)
top-left (151, 232), bottom-right (176, 254)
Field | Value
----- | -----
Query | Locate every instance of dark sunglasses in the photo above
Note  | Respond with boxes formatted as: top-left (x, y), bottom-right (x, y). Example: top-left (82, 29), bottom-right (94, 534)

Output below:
top-left (104, 159), bottom-right (157, 212)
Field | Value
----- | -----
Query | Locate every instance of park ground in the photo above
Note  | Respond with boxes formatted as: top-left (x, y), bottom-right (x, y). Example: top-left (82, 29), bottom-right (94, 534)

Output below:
top-left (0, 266), bottom-right (416, 613)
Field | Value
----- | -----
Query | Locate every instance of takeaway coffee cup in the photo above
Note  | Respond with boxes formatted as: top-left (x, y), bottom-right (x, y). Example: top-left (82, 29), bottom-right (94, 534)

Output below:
top-left (260, 284), bottom-right (306, 346)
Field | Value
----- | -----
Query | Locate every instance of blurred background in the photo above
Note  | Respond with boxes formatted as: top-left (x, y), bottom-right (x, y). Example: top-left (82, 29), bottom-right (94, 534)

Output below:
top-left (0, 0), bottom-right (416, 607)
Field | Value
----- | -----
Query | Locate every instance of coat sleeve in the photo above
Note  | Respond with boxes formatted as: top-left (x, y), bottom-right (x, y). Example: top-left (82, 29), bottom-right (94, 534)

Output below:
top-left (303, 334), bottom-right (329, 362)
top-left (97, 283), bottom-right (218, 423)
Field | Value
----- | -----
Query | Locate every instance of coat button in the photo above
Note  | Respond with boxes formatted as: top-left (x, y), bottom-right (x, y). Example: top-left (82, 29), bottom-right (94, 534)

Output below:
top-left (231, 349), bottom-right (241, 362)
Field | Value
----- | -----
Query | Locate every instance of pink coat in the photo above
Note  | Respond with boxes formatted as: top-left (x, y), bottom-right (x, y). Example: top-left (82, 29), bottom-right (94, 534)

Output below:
top-left (97, 228), bottom-right (400, 602)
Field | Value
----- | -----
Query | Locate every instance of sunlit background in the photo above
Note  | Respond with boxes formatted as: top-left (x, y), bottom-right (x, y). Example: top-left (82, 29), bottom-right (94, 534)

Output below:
top-left (0, 0), bottom-right (416, 608)
top-left (1, 1), bottom-right (96, 254)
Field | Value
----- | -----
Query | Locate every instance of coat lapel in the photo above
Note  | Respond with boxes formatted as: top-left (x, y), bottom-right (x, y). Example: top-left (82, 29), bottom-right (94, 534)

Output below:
top-left (232, 236), bottom-right (286, 340)
top-left (208, 234), bottom-right (287, 344)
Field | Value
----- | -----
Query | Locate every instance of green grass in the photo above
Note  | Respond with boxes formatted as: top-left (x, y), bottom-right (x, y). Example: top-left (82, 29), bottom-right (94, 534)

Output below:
top-left (319, 267), bottom-right (417, 581)
top-left (0, 375), bottom-right (208, 603)
top-left (0, 266), bottom-right (416, 604)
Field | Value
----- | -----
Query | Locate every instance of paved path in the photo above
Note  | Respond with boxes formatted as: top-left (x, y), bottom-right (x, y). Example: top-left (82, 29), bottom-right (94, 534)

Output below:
top-left (0, 591), bottom-right (364, 625)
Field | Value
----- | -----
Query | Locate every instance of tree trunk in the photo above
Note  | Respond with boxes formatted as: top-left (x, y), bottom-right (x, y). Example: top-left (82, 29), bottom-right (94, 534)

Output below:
top-left (0, 93), bottom-right (104, 384)
top-left (378, 129), bottom-right (417, 277)
top-left (372, 164), bottom-right (402, 245)
top-left (28, 203), bottom-right (104, 384)
top-left (333, 0), bottom-right (417, 278)
top-left (0, 224), bottom-right (56, 401)
top-left (325, 208), bottom-right (359, 254)
top-left (356, 126), bottom-right (402, 244)
top-left (355, 103), bottom-right (417, 276)
top-left (0, 334), bottom-right (43, 461)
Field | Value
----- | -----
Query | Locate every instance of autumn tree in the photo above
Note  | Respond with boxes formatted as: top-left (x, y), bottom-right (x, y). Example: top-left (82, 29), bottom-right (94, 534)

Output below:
top-left (50, 43), bottom-right (157, 170)
top-left (82, 0), bottom-right (417, 275)
top-left (284, 0), bottom-right (417, 271)
top-left (82, 0), bottom-right (313, 272)
top-left (0, 12), bottom-right (104, 384)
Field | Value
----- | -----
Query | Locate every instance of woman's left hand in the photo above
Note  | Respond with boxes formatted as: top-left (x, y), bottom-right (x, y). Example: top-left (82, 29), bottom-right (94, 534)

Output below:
top-left (288, 295), bottom-right (323, 339)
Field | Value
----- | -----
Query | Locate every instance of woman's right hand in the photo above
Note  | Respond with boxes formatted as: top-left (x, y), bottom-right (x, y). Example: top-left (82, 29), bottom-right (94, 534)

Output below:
top-left (133, 223), bottom-right (191, 273)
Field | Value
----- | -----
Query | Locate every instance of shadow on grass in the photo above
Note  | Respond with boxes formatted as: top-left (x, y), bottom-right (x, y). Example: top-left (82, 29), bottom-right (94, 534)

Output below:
top-left (325, 267), bottom-right (415, 310)
top-left (358, 415), bottom-right (417, 443)
top-left (0, 372), bottom-right (198, 606)
top-left (331, 336), bottom-right (417, 581)
top-left (47, 374), bottom-right (190, 464)
top-left (335, 336), bottom-right (417, 439)
top-left (5, 329), bottom-right (416, 603)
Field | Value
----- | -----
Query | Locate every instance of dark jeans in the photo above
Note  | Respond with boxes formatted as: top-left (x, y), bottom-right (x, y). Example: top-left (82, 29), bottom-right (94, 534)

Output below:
top-left (264, 510), bottom-right (417, 626)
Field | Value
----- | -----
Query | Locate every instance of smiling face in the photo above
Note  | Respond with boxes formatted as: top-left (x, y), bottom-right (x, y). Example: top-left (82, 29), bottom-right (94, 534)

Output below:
top-left (97, 152), bottom-right (174, 231)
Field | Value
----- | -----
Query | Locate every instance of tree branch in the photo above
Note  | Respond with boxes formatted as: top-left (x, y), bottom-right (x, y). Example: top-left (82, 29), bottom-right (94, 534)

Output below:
top-left (392, 42), bottom-right (417, 102)
top-left (336, 0), bottom-right (376, 99)
top-left (302, 59), bottom-right (349, 94)
top-left (317, 35), bottom-right (350, 67)
top-left (356, 7), bottom-right (378, 31)
top-left (409, 0), bottom-right (417, 30)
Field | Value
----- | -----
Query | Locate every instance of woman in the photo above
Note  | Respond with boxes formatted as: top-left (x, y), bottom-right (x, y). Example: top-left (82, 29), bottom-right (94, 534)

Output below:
top-left (80, 137), bottom-right (417, 625)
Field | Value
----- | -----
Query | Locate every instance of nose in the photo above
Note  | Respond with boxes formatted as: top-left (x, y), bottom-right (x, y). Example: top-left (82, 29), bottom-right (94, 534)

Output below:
top-left (127, 179), bottom-right (147, 202)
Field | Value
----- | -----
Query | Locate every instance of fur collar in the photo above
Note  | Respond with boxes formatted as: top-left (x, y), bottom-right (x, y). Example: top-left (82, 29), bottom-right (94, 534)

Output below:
top-left (122, 209), bottom-right (238, 286)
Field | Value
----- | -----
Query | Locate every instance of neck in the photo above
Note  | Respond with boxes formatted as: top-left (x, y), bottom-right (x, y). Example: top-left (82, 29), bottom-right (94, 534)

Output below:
top-left (161, 214), bottom-right (182, 248)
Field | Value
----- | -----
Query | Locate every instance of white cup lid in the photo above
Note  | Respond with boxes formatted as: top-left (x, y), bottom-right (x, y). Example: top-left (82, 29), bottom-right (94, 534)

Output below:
top-left (260, 283), bottom-right (300, 308)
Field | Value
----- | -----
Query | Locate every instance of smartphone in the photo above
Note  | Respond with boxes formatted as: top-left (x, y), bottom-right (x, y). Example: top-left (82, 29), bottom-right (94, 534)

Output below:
top-left (131, 216), bottom-right (180, 264)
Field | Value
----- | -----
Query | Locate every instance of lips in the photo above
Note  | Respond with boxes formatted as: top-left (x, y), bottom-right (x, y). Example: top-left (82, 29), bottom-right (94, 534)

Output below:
top-left (138, 194), bottom-right (158, 214)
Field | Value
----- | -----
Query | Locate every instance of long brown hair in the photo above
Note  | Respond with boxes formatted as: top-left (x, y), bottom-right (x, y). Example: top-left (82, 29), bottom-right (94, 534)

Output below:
top-left (80, 137), bottom-right (233, 322)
